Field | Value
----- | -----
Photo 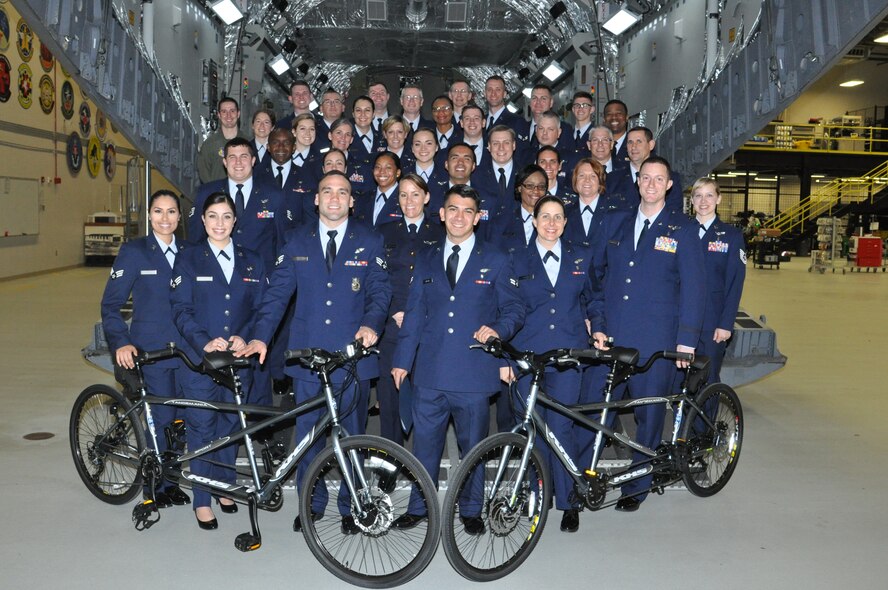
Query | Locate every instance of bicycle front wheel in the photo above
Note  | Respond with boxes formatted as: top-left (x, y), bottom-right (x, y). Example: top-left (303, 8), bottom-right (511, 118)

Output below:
top-left (441, 433), bottom-right (551, 582)
top-left (69, 384), bottom-right (146, 504)
top-left (299, 435), bottom-right (440, 588)
top-left (679, 383), bottom-right (743, 497)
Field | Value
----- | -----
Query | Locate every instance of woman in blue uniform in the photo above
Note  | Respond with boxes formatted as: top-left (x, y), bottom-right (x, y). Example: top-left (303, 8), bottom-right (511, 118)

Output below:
top-left (691, 177), bottom-right (746, 382)
top-left (510, 194), bottom-right (596, 533)
top-left (101, 190), bottom-right (191, 508)
top-left (170, 192), bottom-right (267, 530)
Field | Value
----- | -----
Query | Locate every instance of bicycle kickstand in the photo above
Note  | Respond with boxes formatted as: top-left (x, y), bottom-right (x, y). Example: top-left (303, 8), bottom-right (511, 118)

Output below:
top-left (234, 496), bottom-right (262, 552)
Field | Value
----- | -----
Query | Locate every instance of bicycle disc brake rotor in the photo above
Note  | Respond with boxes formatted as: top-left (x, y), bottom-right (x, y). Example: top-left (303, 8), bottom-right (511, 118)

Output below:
top-left (486, 488), bottom-right (527, 536)
top-left (351, 487), bottom-right (394, 536)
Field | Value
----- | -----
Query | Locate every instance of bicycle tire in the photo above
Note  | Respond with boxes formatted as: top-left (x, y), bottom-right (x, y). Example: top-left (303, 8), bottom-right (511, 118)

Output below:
top-left (69, 384), bottom-right (146, 504)
top-left (679, 383), bottom-right (743, 497)
top-left (441, 432), bottom-right (551, 582)
top-left (299, 434), bottom-right (441, 588)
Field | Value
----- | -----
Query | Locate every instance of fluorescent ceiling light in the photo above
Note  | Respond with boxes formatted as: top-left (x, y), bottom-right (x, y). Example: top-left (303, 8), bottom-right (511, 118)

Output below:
top-left (542, 62), bottom-right (566, 82)
top-left (603, 6), bottom-right (641, 35)
top-left (268, 54), bottom-right (289, 76)
top-left (210, 0), bottom-right (244, 25)
top-left (839, 79), bottom-right (864, 87)
top-left (874, 33), bottom-right (888, 43)
top-left (309, 100), bottom-right (319, 111)
top-left (506, 102), bottom-right (519, 114)
top-left (522, 87), bottom-right (532, 99)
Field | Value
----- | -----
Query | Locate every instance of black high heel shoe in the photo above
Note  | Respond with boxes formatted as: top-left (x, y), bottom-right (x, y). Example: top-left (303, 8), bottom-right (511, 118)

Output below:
top-left (195, 512), bottom-right (218, 530)
top-left (217, 498), bottom-right (238, 514)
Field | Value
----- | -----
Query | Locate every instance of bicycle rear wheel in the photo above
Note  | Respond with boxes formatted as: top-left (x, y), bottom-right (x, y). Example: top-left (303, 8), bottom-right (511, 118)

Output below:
top-left (299, 434), bottom-right (440, 588)
top-left (69, 384), bottom-right (146, 504)
top-left (441, 433), bottom-right (551, 582)
top-left (679, 383), bottom-right (743, 497)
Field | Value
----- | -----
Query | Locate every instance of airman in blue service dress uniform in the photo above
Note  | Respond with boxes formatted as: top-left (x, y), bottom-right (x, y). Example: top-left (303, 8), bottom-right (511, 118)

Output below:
top-left (377, 174), bottom-right (445, 444)
top-left (391, 185), bottom-right (525, 530)
top-left (352, 151), bottom-right (404, 228)
top-left (171, 192), bottom-right (267, 529)
top-left (238, 171), bottom-right (391, 533)
top-left (589, 156), bottom-right (705, 512)
top-left (101, 190), bottom-right (191, 508)
top-left (690, 178), bottom-right (746, 383)
top-left (510, 195), bottom-right (596, 533)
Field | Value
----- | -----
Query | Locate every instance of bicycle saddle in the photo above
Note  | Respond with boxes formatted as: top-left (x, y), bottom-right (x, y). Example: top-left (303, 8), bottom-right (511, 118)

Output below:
top-left (203, 351), bottom-right (251, 370)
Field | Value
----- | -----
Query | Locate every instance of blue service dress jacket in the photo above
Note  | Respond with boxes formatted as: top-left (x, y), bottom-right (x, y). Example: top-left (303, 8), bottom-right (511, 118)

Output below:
top-left (170, 241), bottom-right (267, 363)
top-left (101, 235), bottom-right (192, 367)
top-left (252, 221), bottom-right (391, 383)
top-left (393, 237), bottom-right (526, 393)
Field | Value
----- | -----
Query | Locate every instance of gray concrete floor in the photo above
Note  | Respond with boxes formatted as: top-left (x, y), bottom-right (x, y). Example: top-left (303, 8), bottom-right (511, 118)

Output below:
top-left (2, 259), bottom-right (887, 589)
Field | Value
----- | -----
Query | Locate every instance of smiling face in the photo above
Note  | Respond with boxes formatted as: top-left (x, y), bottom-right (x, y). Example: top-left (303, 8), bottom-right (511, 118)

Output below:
top-left (572, 98), bottom-right (594, 126)
top-left (530, 88), bottom-right (553, 117)
top-left (329, 123), bottom-right (354, 151)
top-left (536, 149), bottom-right (561, 185)
top-left (449, 81), bottom-right (472, 110)
top-left (412, 129), bottom-right (437, 166)
top-left (320, 91), bottom-right (344, 121)
top-left (573, 162), bottom-right (602, 204)
top-left (488, 130), bottom-right (516, 165)
top-left (218, 100), bottom-right (239, 131)
top-left (288, 84), bottom-right (313, 113)
top-left (460, 107), bottom-right (484, 140)
top-left (692, 181), bottom-right (721, 222)
top-left (398, 178), bottom-right (430, 222)
top-left (588, 127), bottom-right (614, 163)
top-left (352, 97), bottom-right (374, 131)
top-left (535, 115), bottom-right (561, 147)
top-left (638, 161), bottom-right (673, 209)
top-left (604, 102), bottom-right (628, 137)
top-left (149, 195), bottom-right (180, 240)
top-left (222, 145), bottom-right (255, 183)
top-left (401, 89), bottom-right (423, 118)
top-left (268, 129), bottom-right (295, 165)
top-left (533, 199), bottom-right (567, 248)
top-left (323, 151), bottom-right (347, 173)
top-left (368, 83), bottom-right (389, 112)
top-left (485, 78), bottom-right (506, 109)
top-left (315, 174), bottom-right (354, 226)
top-left (294, 119), bottom-right (316, 150)
top-left (441, 194), bottom-right (481, 243)
top-left (373, 154), bottom-right (400, 191)
top-left (432, 97), bottom-right (454, 128)
top-left (626, 129), bottom-right (655, 168)
top-left (203, 201), bottom-right (235, 247)
top-left (251, 112), bottom-right (273, 143)
top-left (384, 122), bottom-right (407, 151)
top-left (518, 171), bottom-right (548, 212)
top-left (445, 145), bottom-right (475, 184)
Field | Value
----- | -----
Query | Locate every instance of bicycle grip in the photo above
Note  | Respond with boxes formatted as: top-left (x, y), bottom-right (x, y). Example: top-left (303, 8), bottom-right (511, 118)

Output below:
top-left (663, 350), bottom-right (695, 362)
top-left (138, 343), bottom-right (176, 363)
top-left (568, 348), bottom-right (604, 361)
top-left (284, 348), bottom-right (314, 361)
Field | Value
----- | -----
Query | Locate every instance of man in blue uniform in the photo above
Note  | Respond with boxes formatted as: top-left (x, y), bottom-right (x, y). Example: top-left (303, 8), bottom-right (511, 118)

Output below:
top-left (608, 126), bottom-right (684, 213)
top-left (603, 99), bottom-right (630, 170)
top-left (391, 185), bottom-right (525, 532)
top-left (484, 75), bottom-right (522, 136)
top-left (276, 80), bottom-right (315, 131)
top-left (589, 155), bottom-right (705, 512)
top-left (238, 171), bottom-right (391, 534)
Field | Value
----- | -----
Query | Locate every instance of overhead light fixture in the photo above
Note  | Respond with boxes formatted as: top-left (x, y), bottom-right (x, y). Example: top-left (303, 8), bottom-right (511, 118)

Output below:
top-left (309, 100), bottom-right (319, 111)
top-left (602, 5), bottom-right (641, 36)
top-left (209, 0), bottom-right (244, 25)
top-left (282, 38), bottom-right (297, 53)
top-left (317, 73), bottom-right (329, 85)
top-left (522, 87), bottom-right (533, 99)
top-left (268, 54), bottom-right (289, 76)
top-left (839, 79), bottom-right (864, 87)
top-left (542, 62), bottom-right (566, 82)
top-left (297, 63), bottom-right (309, 75)
top-left (533, 44), bottom-right (551, 59)
top-left (272, 0), bottom-right (288, 11)
top-left (506, 103), bottom-right (519, 114)
top-left (549, 2), bottom-right (567, 19)
top-left (874, 33), bottom-right (888, 43)
top-left (517, 67), bottom-right (531, 80)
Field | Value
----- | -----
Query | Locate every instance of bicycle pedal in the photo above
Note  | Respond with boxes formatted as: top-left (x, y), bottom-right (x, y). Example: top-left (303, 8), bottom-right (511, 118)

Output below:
top-left (234, 532), bottom-right (262, 552)
top-left (132, 500), bottom-right (160, 531)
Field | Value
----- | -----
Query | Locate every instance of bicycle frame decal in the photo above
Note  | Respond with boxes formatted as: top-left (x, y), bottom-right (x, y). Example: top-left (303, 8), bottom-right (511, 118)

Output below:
top-left (610, 465), bottom-right (653, 484)
top-left (546, 428), bottom-right (578, 472)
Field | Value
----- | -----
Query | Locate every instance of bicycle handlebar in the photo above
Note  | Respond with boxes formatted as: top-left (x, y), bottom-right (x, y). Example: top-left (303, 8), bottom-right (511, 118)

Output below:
top-left (283, 339), bottom-right (378, 370)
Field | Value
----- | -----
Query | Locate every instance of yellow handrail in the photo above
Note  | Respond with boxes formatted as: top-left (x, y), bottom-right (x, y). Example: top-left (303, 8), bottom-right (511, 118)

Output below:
top-left (765, 160), bottom-right (888, 234)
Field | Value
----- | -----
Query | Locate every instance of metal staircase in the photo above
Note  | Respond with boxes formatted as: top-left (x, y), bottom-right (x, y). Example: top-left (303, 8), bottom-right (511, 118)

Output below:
top-left (765, 161), bottom-right (888, 235)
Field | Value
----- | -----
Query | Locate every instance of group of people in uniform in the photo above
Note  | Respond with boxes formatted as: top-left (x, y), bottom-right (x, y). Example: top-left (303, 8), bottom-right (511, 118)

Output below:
top-left (100, 75), bottom-right (746, 535)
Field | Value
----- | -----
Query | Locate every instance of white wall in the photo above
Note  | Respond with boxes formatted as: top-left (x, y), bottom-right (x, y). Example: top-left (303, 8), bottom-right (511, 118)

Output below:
top-left (782, 59), bottom-right (888, 124)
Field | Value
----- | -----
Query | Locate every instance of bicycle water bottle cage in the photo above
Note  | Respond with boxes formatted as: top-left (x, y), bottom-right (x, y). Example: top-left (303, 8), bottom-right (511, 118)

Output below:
top-left (132, 500), bottom-right (160, 531)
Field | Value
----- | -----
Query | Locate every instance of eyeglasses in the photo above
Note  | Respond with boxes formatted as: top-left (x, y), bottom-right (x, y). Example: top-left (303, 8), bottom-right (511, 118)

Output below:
top-left (521, 183), bottom-right (548, 192)
top-left (450, 88), bottom-right (470, 95)
top-left (403, 95), bottom-right (422, 101)
top-left (572, 103), bottom-right (594, 110)
top-left (322, 99), bottom-right (342, 106)
top-left (432, 106), bottom-right (453, 112)
top-left (589, 137), bottom-right (613, 145)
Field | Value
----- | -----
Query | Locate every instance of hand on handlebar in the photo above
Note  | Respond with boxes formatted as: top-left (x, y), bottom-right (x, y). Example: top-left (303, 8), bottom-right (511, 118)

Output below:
top-left (473, 325), bottom-right (500, 344)
top-left (675, 344), bottom-right (695, 369)
top-left (236, 339), bottom-right (268, 364)
top-left (591, 332), bottom-right (609, 350)
top-left (355, 326), bottom-right (378, 347)
top-left (115, 345), bottom-right (139, 370)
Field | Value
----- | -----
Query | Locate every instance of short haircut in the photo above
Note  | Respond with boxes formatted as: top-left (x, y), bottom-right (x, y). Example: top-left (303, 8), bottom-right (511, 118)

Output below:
top-left (604, 99), bottom-right (628, 114)
top-left (202, 191), bottom-right (235, 216)
top-left (432, 95), bottom-right (454, 109)
top-left (374, 150), bottom-right (402, 171)
top-left (461, 104), bottom-right (484, 119)
top-left (323, 148), bottom-right (346, 163)
top-left (640, 155), bottom-right (672, 178)
top-left (322, 88), bottom-right (341, 98)
top-left (292, 112), bottom-right (316, 129)
top-left (329, 117), bottom-right (354, 134)
top-left (412, 127), bottom-right (437, 142)
top-left (628, 126), bottom-right (654, 142)
top-left (367, 80), bottom-right (388, 92)
top-left (514, 164), bottom-right (547, 199)
top-left (149, 189), bottom-right (181, 211)
top-left (319, 170), bottom-right (352, 191)
top-left (399, 172), bottom-right (429, 194)
top-left (382, 115), bottom-right (409, 134)
top-left (400, 84), bottom-right (423, 99)
top-left (589, 125), bottom-right (614, 140)
top-left (571, 157), bottom-right (606, 195)
top-left (536, 145), bottom-right (561, 163)
top-left (538, 110), bottom-right (561, 125)
top-left (223, 136), bottom-right (254, 158)
top-left (443, 184), bottom-right (481, 210)
top-left (289, 80), bottom-right (311, 93)
top-left (692, 177), bottom-right (721, 195)
top-left (488, 124), bottom-right (516, 141)
top-left (532, 83), bottom-right (553, 95)
top-left (450, 80), bottom-right (470, 91)
top-left (532, 194), bottom-right (565, 218)
top-left (352, 95), bottom-right (374, 110)
top-left (218, 96), bottom-right (239, 111)
top-left (572, 91), bottom-right (594, 104)
top-left (485, 75), bottom-right (506, 86)
top-left (447, 141), bottom-right (477, 165)
top-left (251, 108), bottom-right (276, 126)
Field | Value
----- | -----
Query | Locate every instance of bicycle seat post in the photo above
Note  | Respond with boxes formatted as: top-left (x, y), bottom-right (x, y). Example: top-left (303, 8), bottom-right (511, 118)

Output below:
top-left (588, 359), bottom-right (620, 474)
top-left (229, 366), bottom-right (263, 492)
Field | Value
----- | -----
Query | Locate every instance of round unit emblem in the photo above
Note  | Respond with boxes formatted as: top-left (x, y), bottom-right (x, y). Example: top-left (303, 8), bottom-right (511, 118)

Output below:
top-left (38, 74), bottom-right (54, 113)
top-left (96, 109), bottom-right (107, 141)
top-left (0, 8), bottom-right (9, 52)
top-left (86, 135), bottom-right (102, 178)
top-left (60, 80), bottom-right (74, 118)
top-left (66, 132), bottom-right (83, 175)
top-left (39, 41), bottom-right (54, 72)
top-left (0, 54), bottom-right (11, 103)
top-left (16, 17), bottom-right (33, 62)
top-left (104, 143), bottom-right (116, 180)
top-left (79, 102), bottom-right (91, 135)
top-left (17, 62), bottom-right (32, 108)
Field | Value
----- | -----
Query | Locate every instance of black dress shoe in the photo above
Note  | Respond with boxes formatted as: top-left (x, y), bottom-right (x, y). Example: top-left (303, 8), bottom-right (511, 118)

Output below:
top-left (145, 491), bottom-right (172, 509)
top-left (196, 514), bottom-right (218, 530)
top-left (293, 511), bottom-right (322, 532)
top-left (560, 509), bottom-right (579, 532)
top-left (461, 516), bottom-right (485, 536)
top-left (341, 515), bottom-right (361, 535)
top-left (615, 496), bottom-right (642, 512)
top-left (392, 514), bottom-right (427, 529)
top-left (165, 487), bottom-right (190, 506)
top-left (217, 499), bottom-right (238, 514)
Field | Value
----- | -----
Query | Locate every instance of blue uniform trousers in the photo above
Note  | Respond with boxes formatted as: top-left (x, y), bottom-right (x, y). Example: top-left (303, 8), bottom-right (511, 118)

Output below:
top-left (516, 368), bottom-right (582, 510)
top-left (181, 370), bottom-right (247, 509)
top-left (376, 332), bottom-right (404, 445)
top-left (409, 385), bottom-right (491, 516)
top-left (142, 365), bottom-right (183, 492)
top-left (295, 377), bottom-right (369, 515)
